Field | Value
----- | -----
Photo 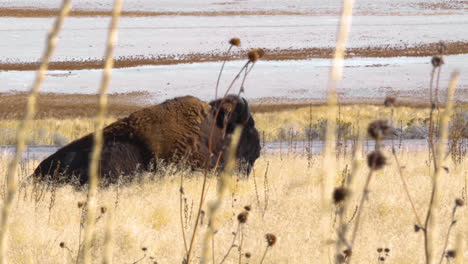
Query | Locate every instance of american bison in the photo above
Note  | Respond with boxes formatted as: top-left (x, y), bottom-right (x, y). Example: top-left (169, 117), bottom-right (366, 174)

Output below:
top-left (33, 95), bottom-right (261, 185)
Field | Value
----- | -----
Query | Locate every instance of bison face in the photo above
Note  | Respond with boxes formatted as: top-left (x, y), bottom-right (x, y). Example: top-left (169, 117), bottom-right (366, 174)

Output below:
top-left (209, 95), bottom-right (261, 175)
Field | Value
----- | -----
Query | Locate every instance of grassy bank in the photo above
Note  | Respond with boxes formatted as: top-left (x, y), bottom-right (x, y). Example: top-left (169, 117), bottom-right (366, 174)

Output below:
top-left (1, 104), bottom-right (466, 145)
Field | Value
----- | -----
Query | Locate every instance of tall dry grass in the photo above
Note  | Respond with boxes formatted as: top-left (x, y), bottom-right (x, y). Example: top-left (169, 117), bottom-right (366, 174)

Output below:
top-left (0, 152), bottom-right (465, 263)
top-left (321, 0), bottom-right (355, 262)
top-left (0, 1), bottom-right (71, 263)
top-left (82, 0), bottom-right (122, 263)
top-left (0, 104), bottom-right (439, 146)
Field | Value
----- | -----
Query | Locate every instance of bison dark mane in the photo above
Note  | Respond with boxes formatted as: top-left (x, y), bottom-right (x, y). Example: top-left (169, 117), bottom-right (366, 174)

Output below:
top-left (33, 95), bottom-right (261, 185)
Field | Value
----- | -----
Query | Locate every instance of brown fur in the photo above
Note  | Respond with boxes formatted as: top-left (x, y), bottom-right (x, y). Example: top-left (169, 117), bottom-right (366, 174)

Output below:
top-left (33, 95), bottom-right (260, 185)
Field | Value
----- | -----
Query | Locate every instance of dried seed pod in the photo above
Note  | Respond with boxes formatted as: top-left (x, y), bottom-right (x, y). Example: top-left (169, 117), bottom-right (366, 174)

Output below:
top-left (368, 120), bottom-right (392, 140)
top-left (455, 198), bottom-right (464, 207)
top-left (229, 37), bottom-right (241, 47)
top-left (431, 55), bottom-right (444, 68)
top-left (247, 49), bottom-right (260, 63)
top-left (367, 151), bottom-right (386, 170)
top-left (343, 249), bottom-right (352, 258)
top-left (59, 242), bottom-right (65, 248)
top-left (445, 250), bottom-right (456, 258)
top-left (265, 233), bottom-right (277, 246)
top-left (333, 187), bottom-right (349, 204)
top-left (237, 211), bottom-right (248, 224)
top-left (244, 205), bottom-right (252, 211)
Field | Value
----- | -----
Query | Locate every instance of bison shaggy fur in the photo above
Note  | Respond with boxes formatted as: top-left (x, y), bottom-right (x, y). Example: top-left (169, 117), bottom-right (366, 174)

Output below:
top-left (33, 95), bottom-right (261, 185)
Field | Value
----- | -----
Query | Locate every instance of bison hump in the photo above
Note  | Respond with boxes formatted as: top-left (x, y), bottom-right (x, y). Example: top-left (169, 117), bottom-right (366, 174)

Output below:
top-left (126, 96), bottom-right (211, 162)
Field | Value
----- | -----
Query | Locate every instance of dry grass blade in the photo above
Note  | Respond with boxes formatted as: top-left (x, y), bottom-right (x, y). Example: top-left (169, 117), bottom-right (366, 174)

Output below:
top-left (454, 234), bottom-right (464, 264)
top-left (102, 210), bottom-right (114, 264)
top-left (82, 0), bottom-right (122, 263)
top-left (425, 71), bottom-right (459, 264)
top-left (335, 126), bottom-right (364, 260)
top-left (200, 127), bottom-right (242, 263)
top-left (322, 0), bottom-right (355, 263)
top-left (0, 1), bottom-right (71, 263)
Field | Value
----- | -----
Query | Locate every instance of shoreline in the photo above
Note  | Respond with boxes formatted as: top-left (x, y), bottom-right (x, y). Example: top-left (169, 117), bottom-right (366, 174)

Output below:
top-left (1, 42), bottom-right (468, 71)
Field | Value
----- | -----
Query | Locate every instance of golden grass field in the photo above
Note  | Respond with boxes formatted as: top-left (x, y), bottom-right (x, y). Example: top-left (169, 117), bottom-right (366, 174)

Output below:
top-left (0, 150), bottom-right (466, 263)
top-left (0, 1), bottom-right (467, 263)
top-left (0, 95), bottom-right (453, 145)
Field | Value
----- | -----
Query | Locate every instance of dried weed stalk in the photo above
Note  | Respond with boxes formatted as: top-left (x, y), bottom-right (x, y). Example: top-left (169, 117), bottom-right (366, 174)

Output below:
top-left (82, 0), bottom-right (122, 263)
top-left (424, 71), bottom-right (459, 264)
top-left (322, 0), bottom-right (355, 262)
top-left (200, 127), bottom-right (242, 263)
top-left (215, 38), bottom-right (241, 99)
top-left (346, 119), bottom-right (390, 263)
top-left (334, 125), bottom-right (364, 263)
top-left (102, 209), bottom-right (114, 264)
top-left (0, 1), bottom-right (71, 262)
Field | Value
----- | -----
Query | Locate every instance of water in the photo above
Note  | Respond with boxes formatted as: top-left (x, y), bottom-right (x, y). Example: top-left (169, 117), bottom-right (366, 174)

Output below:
top-left (0, 139), bottom-right (440, 162)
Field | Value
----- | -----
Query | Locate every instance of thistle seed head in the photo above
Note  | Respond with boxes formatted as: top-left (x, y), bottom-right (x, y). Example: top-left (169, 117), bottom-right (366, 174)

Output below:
top-left (368, 120), bottom-right (392, 140)
top-left (367, 151), bottom-right (386, 170)
top-left (431, 55), bottom-right (444, 68)
top-left (446, 250), bottom-right (456, 258)
top-left (247, 49), bottom-right (260, 63)
top-left (237, 211), bottom-right (248, 224)
top-left (343, 249), bottom-right (352, 258)
top-left (229, 37), bottom-right (241, 47)
top-left (333, 187), bottom-right (349, 204)
top-left (265, 233), bottom-right (277, 246)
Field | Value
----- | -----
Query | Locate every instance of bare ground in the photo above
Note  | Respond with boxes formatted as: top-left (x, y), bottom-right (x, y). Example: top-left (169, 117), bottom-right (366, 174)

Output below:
top-left (0, 7), bottom-right (464, 18)
top-left (0, 91), bottom-right (455, 120)
top-left (1, 41), bottom-right (468, 71)
top-left (0, 92), bottom-right (147, 119)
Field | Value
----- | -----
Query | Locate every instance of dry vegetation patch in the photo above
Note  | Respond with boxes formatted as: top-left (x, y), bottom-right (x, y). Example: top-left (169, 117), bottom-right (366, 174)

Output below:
top-left (0, 92), bottom-right (147, 119)
top-left (1, 92), bottom-right (452, 145)
top-left (0, 8), bottom-right (306, 18)
top-left (0, 152), bottom-right (465, 263)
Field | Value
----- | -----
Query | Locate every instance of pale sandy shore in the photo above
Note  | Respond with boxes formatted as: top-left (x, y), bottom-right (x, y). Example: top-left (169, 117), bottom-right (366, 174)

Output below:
top-left (1, 0), bottom-right (467, 103)
top-left (1, 56), bottom-right (467, 104)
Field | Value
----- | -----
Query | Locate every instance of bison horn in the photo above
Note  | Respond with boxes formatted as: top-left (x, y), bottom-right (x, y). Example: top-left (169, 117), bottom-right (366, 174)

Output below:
top-left (240, 97), bottom-right (251, 124)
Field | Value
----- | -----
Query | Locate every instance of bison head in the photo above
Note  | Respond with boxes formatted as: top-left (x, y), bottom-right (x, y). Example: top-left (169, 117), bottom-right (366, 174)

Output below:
top-left (209, 95), bottom-right (261, 175)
